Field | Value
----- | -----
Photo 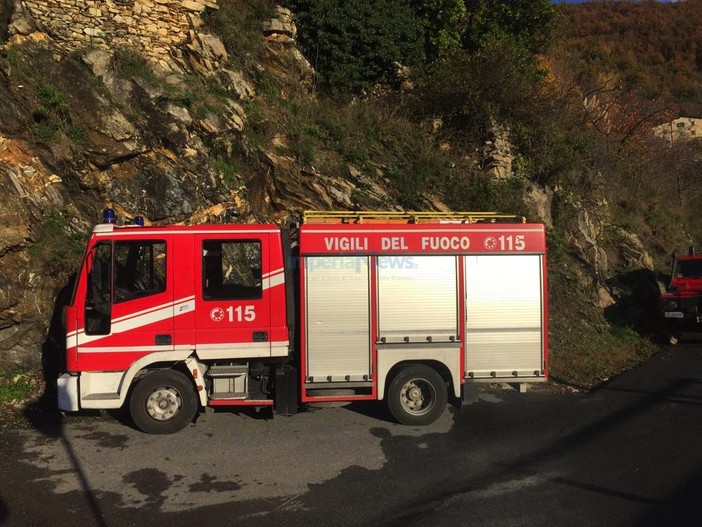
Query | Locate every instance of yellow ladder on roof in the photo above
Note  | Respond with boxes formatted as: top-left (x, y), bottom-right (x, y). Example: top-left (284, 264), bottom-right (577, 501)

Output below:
top-left (302, 210), bottom-right (526, 224)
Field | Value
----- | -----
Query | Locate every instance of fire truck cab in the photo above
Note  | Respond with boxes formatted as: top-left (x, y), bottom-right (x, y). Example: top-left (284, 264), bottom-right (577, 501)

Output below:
top-left (660, 247), bottom-right (702, 343)
top-left (58, 210), bottom-right (548, 434)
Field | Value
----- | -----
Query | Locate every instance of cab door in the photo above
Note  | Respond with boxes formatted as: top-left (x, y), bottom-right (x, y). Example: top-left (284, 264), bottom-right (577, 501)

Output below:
top-left (78, 236), bottom-right (173, 371)
top-left (194, 233), bottom-right (273, 359)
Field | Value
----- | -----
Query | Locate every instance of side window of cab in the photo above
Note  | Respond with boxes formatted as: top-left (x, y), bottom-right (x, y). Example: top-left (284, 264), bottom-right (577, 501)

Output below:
top-left (202, 240), bottom-right (262, 300)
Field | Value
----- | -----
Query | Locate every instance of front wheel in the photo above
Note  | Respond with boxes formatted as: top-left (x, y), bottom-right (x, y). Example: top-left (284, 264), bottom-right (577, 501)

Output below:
top-left (387, 365), bottom-right (447, 426)
top-left (129, 370), bottom-right (198, 434)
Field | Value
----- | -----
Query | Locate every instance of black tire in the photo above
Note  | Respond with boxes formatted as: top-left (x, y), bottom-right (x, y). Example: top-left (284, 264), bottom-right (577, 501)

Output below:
top-left (129, 370), bottom-right (198, 435)
top-left (387, 364), bottom-right (447, 426)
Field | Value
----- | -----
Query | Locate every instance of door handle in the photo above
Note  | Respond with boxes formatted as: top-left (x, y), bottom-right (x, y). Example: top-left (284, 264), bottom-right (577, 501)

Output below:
top-left (155, 334), bottom-right (172, 345)
top-left (253, 331), bottom-right (268, 342)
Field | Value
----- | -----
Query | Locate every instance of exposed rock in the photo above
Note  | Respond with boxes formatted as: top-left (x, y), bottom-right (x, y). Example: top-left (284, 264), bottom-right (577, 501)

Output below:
top-left (198, 33), bottom-right (228, 63)
top-left (595, 285), bottom-right (616, 309)
top-left (347, 164), bottom-right (394, 207)
top-left (166, 104), bottom-right (193, 126)
top-left (218, 69), bottom-right (256, 100)
top-left (391, 62), bottom-right (413, 91)
top-left (182, 1), bottom-right (208, 13)
top-left (198, 100), bottom-right (246, 135)
top-left (7, 1), bottom-right (36, 37)
top-left (567, 197), bottom-right (610, 277)
top-left (99, 154), bottom-right (205, 222)
top-left (0, 0), bottom-right (659, 379)
top-left (481, 120), bottom-right (513, 179)
top-left (264, 6), bottom-right (297, 43)
top-left (0, 132), bottom-right (77, 368)
top-left (0, 171), bottom-right (30, 258)
top-left (0, 319), bottom-right (44, 369)
top-left (522, 183), bottom-right (553, 228)
top-left (185, 32), bottom-right (229, 73)
top-left (610, 227), bottom-right (655, 271)
top-left (289, 48), bottom-right (314, 84)
top-left (81, 48), bottom-right (112, 80)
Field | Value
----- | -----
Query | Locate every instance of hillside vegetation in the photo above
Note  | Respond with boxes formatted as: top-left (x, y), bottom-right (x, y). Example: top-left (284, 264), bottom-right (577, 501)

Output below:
top-left (558, 0), bottom-right (702, 247)
top-left (562, 0), bottom-right (702, 106)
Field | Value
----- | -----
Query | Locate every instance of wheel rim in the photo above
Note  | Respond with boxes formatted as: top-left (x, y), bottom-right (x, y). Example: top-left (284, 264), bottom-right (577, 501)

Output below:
top-left (399, 378), bottom-right (436, 416)
top-left (146, 386), bottom-right (182, 421)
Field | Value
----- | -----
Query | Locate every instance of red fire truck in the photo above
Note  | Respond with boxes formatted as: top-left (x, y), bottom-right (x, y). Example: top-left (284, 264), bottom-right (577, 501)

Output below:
top-left (660, 247), bottom-right (702, 344)
top-left (58, 210), bottom-right (549, 434)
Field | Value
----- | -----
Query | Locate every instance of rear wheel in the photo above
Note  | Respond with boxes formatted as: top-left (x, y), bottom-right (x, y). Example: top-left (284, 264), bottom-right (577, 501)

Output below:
top-left (129, 370), bottom-right (197, 434)
top-left (387, 365), bottom-right (447, 426)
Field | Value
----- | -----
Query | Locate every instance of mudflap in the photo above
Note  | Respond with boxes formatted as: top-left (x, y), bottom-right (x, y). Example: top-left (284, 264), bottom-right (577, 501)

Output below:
top-left (274, 364), bottom-right (299, 416)
top-left (460, 383), bottom-right (480, 407)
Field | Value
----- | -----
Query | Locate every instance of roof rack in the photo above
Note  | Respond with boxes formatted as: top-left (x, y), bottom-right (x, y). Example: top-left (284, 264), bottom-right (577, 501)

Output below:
top-left (303, 210), bottom-right (526, 225)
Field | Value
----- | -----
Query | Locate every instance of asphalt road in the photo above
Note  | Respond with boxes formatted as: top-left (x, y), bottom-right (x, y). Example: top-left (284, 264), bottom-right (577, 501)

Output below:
top-left (1, 342), bottom-right (701, 527)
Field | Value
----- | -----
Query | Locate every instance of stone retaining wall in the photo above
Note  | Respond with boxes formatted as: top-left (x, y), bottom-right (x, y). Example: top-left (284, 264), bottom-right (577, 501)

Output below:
top-left (16, 0), bottom-right (220, 72)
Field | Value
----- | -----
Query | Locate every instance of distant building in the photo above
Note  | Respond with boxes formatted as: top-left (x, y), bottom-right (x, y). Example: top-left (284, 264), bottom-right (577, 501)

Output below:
top-left (654, 117), bottom-right (702, 144)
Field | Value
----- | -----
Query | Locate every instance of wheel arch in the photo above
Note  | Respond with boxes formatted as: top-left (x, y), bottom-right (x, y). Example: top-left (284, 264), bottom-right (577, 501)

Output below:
top-left (377, 349), bottom-right (460, 401)
top-left (117, 350), bottom-right (199, 405)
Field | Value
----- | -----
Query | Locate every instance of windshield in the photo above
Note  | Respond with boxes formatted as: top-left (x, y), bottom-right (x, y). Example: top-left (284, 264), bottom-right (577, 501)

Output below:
top-left (674, 259), bottom-right (702, 278)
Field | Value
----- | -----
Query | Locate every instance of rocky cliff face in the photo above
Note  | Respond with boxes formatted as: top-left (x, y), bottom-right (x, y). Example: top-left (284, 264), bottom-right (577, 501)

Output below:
top-left (0, 1), bottom-right (660, 372)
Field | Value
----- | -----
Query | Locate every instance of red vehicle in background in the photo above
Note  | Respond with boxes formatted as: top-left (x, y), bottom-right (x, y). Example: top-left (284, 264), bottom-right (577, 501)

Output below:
top-left (660, 247), bottom-right (702, 344)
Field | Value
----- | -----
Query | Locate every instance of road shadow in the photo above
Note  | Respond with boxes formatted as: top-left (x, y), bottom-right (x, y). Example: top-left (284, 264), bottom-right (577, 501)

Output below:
top-left (636, 465), bottom-right (702, 526)
top-left (13, 273), bottom-right (110, 527)
top-left (34, 274), bottom-right (76, 414)
top-left (202, 346), bottom-right (702, 527)
top-left (605, 268), bottom-right (664, 339)
top-left (344, 400), bottom-right (395, 422)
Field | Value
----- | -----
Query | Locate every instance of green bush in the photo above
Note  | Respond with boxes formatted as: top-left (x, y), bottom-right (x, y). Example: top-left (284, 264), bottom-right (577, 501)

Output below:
top-left (30, 82), bottom-right (88, 147)
top-left (214, 157), bottom-right (243, 187)
top-left (287, 0), bottom-right (425, 94)
top-left (412, 0), bottom-right (467, 60)
top-left (112, 48), bottom-right (157, 83)
top-left (460, 0), bottom-right (558, 58)
top-left (413, 44), bottom-right (543, 140)
top-left (0, 368), bottom-right (35, 404)
top-left (445, 172), bottom-right (528, 215)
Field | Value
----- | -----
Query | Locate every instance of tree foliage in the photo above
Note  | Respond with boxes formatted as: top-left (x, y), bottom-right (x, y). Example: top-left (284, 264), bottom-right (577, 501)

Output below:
top-left (286, 0), bottom-right (559, 95)
top-left (286, 0), bottom-right (425, 94)
top-left (460, 0), bottom-right (558, 67)
top-left (562, 0), bottom-right (702, 105)
top-left (414, 43), bottom-right (541, 135)
top-left (411, 0), bottom-right (467, 60)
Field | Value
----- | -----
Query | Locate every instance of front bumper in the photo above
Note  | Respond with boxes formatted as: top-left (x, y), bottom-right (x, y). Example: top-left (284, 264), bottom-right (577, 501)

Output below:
top-left (661, 294), bottom-right (702, 323)
top-left (57, 373), bottom-right (79, 412)
top-left (663, 310), bottom-right (702, 322)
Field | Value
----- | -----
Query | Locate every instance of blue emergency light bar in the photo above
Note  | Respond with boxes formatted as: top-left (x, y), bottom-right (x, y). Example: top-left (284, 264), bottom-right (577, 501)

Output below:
top-left (102, 209), bottom-right (144, 226)
top-left (102, 208), bottom-right (116, 224)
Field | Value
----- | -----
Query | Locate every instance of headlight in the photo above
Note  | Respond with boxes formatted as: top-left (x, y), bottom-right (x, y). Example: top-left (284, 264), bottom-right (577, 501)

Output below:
top-left (664, 299), bottom-right (679, 310)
